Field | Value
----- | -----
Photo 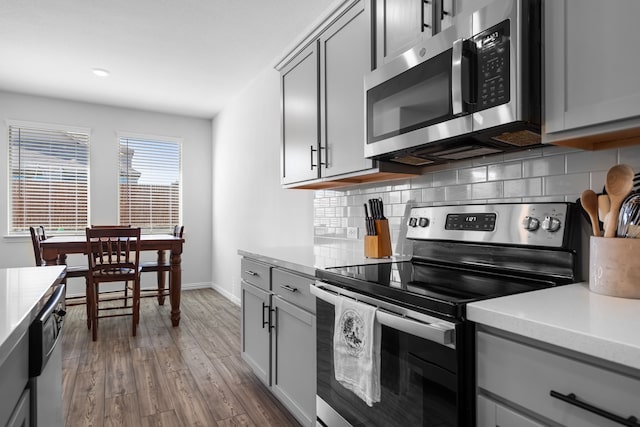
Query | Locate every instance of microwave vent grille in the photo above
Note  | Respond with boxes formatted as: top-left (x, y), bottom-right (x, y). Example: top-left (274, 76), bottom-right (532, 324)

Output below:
top-left (491, 130), bottom-right (541, 147)
top-left (432, 146), bottom-right (502, 160)
top-left (391, 155), bottom-right (436, 166)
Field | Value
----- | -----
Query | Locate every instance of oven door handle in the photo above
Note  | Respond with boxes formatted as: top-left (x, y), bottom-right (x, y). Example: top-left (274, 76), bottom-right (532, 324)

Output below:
top-left (376, 309), bottom-right (454, 345)
top-left (310, 284), bottom-right (455, 346)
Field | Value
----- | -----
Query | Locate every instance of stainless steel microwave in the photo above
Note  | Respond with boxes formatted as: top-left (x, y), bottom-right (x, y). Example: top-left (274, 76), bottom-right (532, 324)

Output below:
top-left (364, 0), bottom-right (541, 166)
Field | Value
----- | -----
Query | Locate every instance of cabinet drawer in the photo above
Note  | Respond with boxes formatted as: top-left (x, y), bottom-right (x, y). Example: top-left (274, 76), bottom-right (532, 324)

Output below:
top-left (477, 331), bottom-right (640, 427)
top-left (272, 268), bottom-right (315, 313)
top-left (241, 258), bottom-right (271, 291)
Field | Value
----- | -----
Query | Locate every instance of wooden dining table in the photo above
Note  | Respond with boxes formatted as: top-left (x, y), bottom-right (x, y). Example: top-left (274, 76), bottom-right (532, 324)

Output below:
top-left (41, 234), bottom-right (184, 326)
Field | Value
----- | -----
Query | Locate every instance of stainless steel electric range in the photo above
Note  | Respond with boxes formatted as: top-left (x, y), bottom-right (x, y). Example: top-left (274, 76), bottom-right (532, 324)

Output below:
top-left (312, 202), bottom-right (582, 427)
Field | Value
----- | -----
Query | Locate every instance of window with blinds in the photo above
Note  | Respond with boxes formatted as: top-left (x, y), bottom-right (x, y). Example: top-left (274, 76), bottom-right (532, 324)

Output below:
top-left (8, 123), bottom-right (90, 234)
top-left (119, 136), bottom-right (181, 233)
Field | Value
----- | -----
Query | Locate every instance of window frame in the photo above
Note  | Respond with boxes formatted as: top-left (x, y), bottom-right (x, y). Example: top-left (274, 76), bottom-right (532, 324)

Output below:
top-left (117, 132), bottom-right (183, 234)
top-left (6, 119), bottom-right (91, 236)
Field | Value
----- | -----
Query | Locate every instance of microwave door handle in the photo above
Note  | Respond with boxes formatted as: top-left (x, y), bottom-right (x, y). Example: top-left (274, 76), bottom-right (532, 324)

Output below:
top-left (451, 38), bottom-right (464, 115)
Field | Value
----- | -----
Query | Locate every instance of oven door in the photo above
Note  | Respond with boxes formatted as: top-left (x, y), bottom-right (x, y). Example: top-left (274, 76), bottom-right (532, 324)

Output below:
top-left (364, 16), bottom-right (473, 160)
top-left (311, 282), bottom-right (466, 427)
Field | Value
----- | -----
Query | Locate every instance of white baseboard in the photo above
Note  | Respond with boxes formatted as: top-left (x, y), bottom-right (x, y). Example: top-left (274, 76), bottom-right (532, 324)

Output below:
top-left (181, 281), bottom-right (212, 291)
top-left (211, 282), bottom-right (240, 306)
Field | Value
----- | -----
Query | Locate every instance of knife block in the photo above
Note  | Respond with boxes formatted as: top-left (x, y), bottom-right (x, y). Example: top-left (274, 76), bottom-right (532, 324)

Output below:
top-left (365, 219), bottom-right (392, 258)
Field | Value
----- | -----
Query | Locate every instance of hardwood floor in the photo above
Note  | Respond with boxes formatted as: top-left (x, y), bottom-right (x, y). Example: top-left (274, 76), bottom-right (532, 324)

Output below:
top-left (61, 288), bottom-right (301, 427)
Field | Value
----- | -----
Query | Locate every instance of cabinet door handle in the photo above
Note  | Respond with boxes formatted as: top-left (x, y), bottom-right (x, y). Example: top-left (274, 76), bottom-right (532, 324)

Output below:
top-left (261, 302), bottom-right (269, 328)
top-left (310, 145), bottom-right (318, 170)
top-left (422, 0), bottom-right (431, 31)
top-left (440, 0), bottom-right (451, 20)
top-left (245, 270), bottom-right (258, 276)
top-left (269, 308), bottom-right (276, 330)
top-left (320, 145), bottom-right (327, 168)
top-left (280, 284), bottom-right (298, 293)
top-left (549, 390), bottom-right (640, 427)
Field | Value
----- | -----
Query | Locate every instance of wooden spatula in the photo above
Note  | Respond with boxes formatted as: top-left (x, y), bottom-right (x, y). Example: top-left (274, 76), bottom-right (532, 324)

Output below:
top-left (604, 164), bottom-right (635, 237)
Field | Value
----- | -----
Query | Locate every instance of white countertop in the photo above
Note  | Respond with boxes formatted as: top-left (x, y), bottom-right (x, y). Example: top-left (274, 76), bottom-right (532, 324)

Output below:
top-left (467, 282), bottom-right (640, 372)
top-left (0, 266), bottom-right (66, 366)
top-left (238, 242), bottom-right (407, 276)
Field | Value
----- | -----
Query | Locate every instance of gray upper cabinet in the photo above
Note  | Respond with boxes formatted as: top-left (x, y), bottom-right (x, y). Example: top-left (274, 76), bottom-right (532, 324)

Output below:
top-left (281, 43), bottom-right (320, 185)
top-left (374, 0), bottom-right (424, 67)
top-left (277, 0), bottom-right (419, 189)
top-left (281, 0), bottom-right (373, 186)
top-left (544, 0), bottom-right (640, 148)
top-left (373, 0), bottom-right (459, 67)
top-left (320, 2), bottom-right (373, 178)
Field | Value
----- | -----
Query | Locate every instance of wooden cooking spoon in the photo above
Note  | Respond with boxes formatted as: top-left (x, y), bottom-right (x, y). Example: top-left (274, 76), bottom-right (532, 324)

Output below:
top-left (604, 164), bottom-right (635, 237)
top-left (581, 189), bottom-right (601, 236)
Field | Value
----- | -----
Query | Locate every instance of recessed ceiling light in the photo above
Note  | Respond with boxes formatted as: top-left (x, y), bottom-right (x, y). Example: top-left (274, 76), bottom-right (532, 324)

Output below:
top-left (92, 68), bottom-right (110, 77)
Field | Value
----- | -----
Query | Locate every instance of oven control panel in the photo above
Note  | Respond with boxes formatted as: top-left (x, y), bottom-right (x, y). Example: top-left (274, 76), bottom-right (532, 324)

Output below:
top-left (406, 203), bottom-right (571, 248)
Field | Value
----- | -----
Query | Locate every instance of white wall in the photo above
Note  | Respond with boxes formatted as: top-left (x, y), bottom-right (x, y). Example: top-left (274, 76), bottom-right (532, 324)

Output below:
top-left (0, 90), bottom-right (213, 294)
top-left (211, 66), bottom-right (314, 303)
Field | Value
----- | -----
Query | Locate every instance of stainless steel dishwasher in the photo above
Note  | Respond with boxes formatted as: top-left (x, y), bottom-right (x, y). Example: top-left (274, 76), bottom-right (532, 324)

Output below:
top-left (29, 283), bottom-right (66, 427)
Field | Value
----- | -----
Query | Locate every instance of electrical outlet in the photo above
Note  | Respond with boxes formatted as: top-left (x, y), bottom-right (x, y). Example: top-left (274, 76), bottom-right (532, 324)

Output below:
top-left (347, 227), bottom-right (358, 239)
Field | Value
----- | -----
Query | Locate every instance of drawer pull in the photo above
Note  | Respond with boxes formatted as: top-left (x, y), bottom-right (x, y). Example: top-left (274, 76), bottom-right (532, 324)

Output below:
top-left (280, 284), bottom-right (298, 293)
top-left (245, 270), bottom-right (258, 276)
top-left (550, 390), bottom-right (640, 426)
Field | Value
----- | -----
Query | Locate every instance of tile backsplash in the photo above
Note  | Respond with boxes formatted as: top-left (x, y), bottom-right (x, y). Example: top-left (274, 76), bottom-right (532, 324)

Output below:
top-left (313, 144), bottom-right (640, 255)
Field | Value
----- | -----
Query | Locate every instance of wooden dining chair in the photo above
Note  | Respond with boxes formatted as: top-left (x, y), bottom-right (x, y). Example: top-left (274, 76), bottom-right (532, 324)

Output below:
top-left (29, 226), bottom-right (47, 267)
top-left (30, 225), bottom-right (89, 302)
top-left (85, 226), bottom-right (142, 341)
top-left (140, 225), bottom-right (184, 305)
top-left (30, 226), bottom-right (91, 327)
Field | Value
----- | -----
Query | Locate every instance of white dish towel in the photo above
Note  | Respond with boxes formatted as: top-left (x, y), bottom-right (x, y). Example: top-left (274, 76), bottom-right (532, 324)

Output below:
top-left (333, 295), bottom-right (381, 406)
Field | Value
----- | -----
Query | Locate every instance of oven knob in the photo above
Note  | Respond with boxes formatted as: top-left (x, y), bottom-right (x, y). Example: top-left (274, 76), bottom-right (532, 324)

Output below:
top-left (542, 216), bottom-right (561, 232)
top-left (521, 216), bottom-right (540, 231)
top-left (418, 217), bottom-right (430, 228)
top-left (408, 217), bottom-right (418, 227)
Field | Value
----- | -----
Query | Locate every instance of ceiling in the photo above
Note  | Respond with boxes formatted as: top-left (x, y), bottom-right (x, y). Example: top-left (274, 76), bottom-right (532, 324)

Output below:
top-left (0, 0), bottom-right (336, 119)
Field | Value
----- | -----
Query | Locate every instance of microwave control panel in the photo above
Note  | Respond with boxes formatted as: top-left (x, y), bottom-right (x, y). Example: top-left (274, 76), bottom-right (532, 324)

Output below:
top-left (474, 20), bottom-right (510, 111)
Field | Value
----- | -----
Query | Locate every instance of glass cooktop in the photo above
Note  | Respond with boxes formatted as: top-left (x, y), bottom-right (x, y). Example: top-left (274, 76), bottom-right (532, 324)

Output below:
top-left (316, 260), bottom-right (557, 320)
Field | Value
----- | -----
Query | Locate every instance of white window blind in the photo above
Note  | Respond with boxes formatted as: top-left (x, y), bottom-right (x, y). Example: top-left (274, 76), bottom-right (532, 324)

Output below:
top-left (119, 136), bottom-right (181, 232)
top-left (8, 123), bottom-right (90, 234)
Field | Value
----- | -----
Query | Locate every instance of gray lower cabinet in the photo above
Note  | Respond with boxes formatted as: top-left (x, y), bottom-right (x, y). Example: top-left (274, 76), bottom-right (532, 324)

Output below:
top-left (544, 0), bottom-right (640, 147)
top-left (6, 389), bottom-right (30, 427)
top-left (241, 280), bottom-right (271, 385)
top-left (271, 296), bottom-right (316, 427)
top-left (476, 327), bottom-right (640, 427)
top-left (240, 258), bottom-right (316, 427)
top-left (477, 395), bottom-right (544, 427)
top-left (0, 331), bottom-right (30, 427)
